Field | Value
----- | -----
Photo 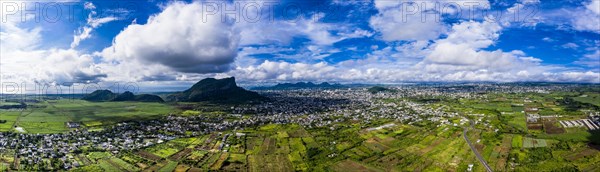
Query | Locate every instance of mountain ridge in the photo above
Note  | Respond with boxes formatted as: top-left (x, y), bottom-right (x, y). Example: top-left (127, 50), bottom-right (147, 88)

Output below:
top-left (81, 90), bottom-right (164, 102)
top-left (252, 82), bottom-right (346, 90)
top-left (165, 77), bottom-right (267, 103)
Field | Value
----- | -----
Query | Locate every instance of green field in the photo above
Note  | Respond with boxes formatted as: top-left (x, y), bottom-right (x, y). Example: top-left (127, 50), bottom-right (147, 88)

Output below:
top-left (522, 137), bottom-right (547, 148)
top-left (158, 161), bottom-right (178, 172)
top-left (572, 92), bottom-right (600, 107)
top-left (0, 111), bottom-right (21, 132)
top-left (512, 135), bottom-right (523, 148)
top-left (87, 152), bottom-right (112, 162)
top-left (97, 159), bottom-right (122, 172)
top-left (1, 100), bottom-right (175, 134)
top-left (109, 157), bottom-right (140, 172)
top-left (504, 112), bottom-right (527, 132)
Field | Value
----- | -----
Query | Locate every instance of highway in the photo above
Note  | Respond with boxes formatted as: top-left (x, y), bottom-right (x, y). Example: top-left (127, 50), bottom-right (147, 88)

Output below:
top-left (463, 120), bottom-right (493, 172)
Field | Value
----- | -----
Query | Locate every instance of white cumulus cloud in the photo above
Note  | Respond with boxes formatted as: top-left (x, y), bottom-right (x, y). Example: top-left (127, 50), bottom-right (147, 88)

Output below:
top-left (101, 1), bottom-right (239, 74)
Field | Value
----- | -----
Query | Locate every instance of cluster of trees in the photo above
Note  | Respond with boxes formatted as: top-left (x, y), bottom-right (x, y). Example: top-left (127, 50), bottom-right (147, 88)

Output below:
top-left (559, 97), bottom-right (599, 111)
top-left (0, 102), bottom-right (26, 109)
top-left (17, 157), bottom-right (65, 171)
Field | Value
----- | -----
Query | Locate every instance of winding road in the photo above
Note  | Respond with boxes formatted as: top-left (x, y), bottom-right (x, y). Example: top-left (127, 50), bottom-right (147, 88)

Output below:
top-left (463, 120), bottom-right (493, 172)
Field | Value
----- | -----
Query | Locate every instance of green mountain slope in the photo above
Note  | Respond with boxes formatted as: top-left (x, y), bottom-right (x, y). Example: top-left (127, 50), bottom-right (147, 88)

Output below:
top-left (166, 77), bottom-right (267, 103)
top-left (82, 90), bottom-right (164, 102)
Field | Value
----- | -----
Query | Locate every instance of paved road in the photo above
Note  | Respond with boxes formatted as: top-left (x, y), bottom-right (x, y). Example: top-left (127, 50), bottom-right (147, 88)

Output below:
top-left (463, 120), bottom-right (493, 172)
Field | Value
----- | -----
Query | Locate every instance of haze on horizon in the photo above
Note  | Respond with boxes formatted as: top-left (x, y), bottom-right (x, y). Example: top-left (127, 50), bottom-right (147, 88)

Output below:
top-left (1, 0), bottom-right (599, 93)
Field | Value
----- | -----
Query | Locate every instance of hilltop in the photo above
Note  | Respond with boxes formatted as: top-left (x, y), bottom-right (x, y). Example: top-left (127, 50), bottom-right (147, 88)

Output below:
top-left (166, 77), bottom-right (267, 103)
top-left (82, 90), bottom-right (164, 102)
top-left (367, 86), bottom-right (395, 94)
top-left (81, 90), bottom-right (116, 101)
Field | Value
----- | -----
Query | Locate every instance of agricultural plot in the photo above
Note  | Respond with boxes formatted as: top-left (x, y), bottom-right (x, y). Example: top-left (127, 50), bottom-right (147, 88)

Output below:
top-left (512, 135), bottom-right (523, 148)
top-left (486, 135), bottom-right (513, 171)
top-left (199, 152), bottom-right (222, 169)
top-left (108, 157), bottom-right (140, 172)
top-left (186, 151), bottom-right (208, 161)
top-left (97, 159), bottom-right (122, 172)
top-left (209, 153), bottom-right (229, 170)
top-left (511, 105), bottom-right (525, 112)
top-left (136, 151), bottom-right (162, 162)
top-left (332, 160), bottom-right (381, 172)
top-left (538, 128), bottom-right (593, 142)
top-left (248, 154), bottom-right (293, 171)
top-left (0, 163), bottom-right (10, 171)
top-left (572, 92), bottom-right (600, 107)
top-left (329, 124), bottom-right (475, 171)
top-left (18, 122), bottom-right (68, 134)
top-left (522, 137), bottom-right (548, 148)
top-left (80, 135), bottom-right (213, 172)
top-left (0, 111), bottom-right (21, 132)
top-left (169, 148), bottom-right (193, 161)
top-left (543, 120), bottom-right (565, 134)
top-left (158, 161), bottom-right (178, 172)
top-left (86, 152), bottom-right (112, 162)
top-left (221, 153), bottom-right (246, 171)
top-left (50, 100), bottom-right (175, 123)
top-left (147, 146), bottom-right (181, 158)
top-left (143, 161), bottom-right (167, 172)
top-left (504, 112), bottom-right (528, 132)
top-left (72, 164), bottom-right (103, 172)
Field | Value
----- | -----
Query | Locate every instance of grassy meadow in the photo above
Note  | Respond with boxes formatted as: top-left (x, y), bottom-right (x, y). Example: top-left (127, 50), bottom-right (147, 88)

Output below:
top-left (0, 99), bottom-right (175, 133)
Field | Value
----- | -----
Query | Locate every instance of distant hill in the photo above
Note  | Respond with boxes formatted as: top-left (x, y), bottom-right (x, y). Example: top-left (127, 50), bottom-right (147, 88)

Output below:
top-left (82, 90), bottom-right (164, 102)
top-left (166, 77), bottom-right (267, 103)
top-left (368, 86), bottom-right (395, 94)
top-left (112, 91), bottom-right (165, 102)
top-left (253, 82), bottom-right (346, 90)
top-left (133, 94), bottom-right (165, 103)
top-left (81, 90), bottom-right (116, 101)
top-left (111, 91), bottom-right (134, 101)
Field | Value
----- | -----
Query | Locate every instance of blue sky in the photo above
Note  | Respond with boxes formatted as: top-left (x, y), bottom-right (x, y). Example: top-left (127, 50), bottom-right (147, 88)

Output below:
top-left (0, 0), bottom-right (599, 92)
